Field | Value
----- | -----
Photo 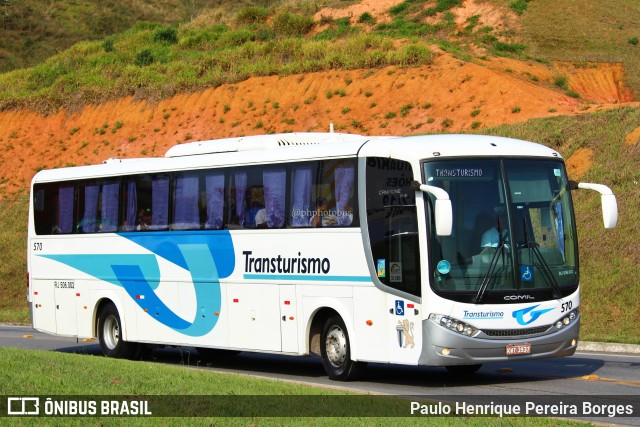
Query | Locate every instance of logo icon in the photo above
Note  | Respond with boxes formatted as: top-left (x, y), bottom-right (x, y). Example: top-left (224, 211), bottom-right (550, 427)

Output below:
top-left (512, 304), bottom-right (553, 325)
top-left (7, 397), bottom-right (40, 415)
top-left (520, 265), bottom-right (533, 282)
top-left (395, 319), bottom-right (415, 348)
top-left (395, 300), bottom-right (404, 316)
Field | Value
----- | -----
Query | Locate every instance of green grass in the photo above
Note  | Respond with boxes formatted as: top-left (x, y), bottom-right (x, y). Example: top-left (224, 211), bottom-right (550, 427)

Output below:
top-left (0, 29), bottom-right (435, 113)
top-left (0, 347), bottom-right (589, 425)
top-left (513, 0), bottom-right (640, 96)
top-left (0, 197), bottom-right (29, 324)
top-left (2, 0), bottom-right (640, 113)
top-left (0, 0), bottom-right (523, 113)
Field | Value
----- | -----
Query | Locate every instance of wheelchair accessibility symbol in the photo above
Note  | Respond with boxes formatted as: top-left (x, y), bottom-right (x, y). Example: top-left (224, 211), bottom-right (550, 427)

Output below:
top-left (520, 265), bottom-right (533, 282)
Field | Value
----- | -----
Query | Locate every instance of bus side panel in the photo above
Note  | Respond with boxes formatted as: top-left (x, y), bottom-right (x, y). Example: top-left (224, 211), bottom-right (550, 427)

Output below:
top-left (53, 279), bottom-right (77, 336)
top-left (75, 289), bottom-right (93, 338)
top-left (227, 282), bottom-right (282, 351)
top-left (31, 278), bottom-right (57, 335)
top-left (280, 284), bottom-right (299, 353)
top-left (352, 286), bottom-right (387, 363)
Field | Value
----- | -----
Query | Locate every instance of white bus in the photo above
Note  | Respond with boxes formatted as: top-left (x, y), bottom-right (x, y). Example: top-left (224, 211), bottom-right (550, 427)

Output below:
top-left (27, 132), bottom-right (617, 380)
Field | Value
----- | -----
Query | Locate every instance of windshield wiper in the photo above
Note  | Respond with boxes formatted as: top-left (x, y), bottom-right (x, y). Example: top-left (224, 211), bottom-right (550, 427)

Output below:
top-left (474, 238), bottom-right (506, 304)
top-left (520, 219), bottom-right (562, 299)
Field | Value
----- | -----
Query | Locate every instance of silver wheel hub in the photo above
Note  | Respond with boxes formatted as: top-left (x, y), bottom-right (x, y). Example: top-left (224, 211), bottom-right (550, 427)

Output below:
top-left (103, 314), bottom-right (120, 350)
top-left (325, 325), bottom-right (347, 367)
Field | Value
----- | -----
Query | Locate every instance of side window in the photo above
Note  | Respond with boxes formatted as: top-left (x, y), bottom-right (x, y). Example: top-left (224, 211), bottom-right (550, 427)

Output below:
top-left (130, 175), bottom-right (169, 231)
top-left (33, 183), bottom-right (75, 235)
top-left (204, 172), bottom-right (225, 229)
top-left (77, 180), bottom-right (120, 233)
top-left (228, 166), bottom-right (287, 229)
top-left (173, 173), bottom-right (201, 230)
top-left (263, 167), bottom-right (286, 228)
top-left (228, 168), bottom-right (262, 228)
top-left (289, 159), bottom-right (358, 228)
top-left (366, 158), bottom-right (420, 296)
top-left (290, 163), bottom-right (316, 227)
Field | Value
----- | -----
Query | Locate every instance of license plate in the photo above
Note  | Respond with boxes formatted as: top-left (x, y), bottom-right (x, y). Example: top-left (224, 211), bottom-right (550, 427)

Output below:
top-left (506, 343), bottom-right (531, 355)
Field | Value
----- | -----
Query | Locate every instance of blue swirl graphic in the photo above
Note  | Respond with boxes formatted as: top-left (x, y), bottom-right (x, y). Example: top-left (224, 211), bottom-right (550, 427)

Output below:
top-left (40, 231), bottom-right (235, 336)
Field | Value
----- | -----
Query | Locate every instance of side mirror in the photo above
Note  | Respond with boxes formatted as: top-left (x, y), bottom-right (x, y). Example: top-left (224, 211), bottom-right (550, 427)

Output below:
top-left (412, 181), bottom-right (453, 236)
top-left (575, 182), bottom-right (618, 229)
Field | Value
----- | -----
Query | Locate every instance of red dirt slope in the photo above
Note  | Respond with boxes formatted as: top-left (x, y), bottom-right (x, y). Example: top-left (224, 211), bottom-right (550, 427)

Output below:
top-left (0, 49), bottom-right (636, 196)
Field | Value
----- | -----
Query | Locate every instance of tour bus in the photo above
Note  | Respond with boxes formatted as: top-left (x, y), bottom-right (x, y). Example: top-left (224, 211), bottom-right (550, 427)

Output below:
top-left (27, 132), bottom-right (617, 380)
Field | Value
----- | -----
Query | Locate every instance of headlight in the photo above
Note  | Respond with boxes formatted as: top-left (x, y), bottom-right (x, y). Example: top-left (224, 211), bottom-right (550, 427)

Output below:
top-left (554, 308), bottom-right (579, 330)
top-left (429, 314), bottom-right (479, 337)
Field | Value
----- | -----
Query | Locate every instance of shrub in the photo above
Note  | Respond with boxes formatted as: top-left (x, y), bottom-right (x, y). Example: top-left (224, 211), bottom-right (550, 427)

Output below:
top-left (400, 103), bottom-right (413, 117)
top-left (102, 38), bottom-right (115, 53)
top-left (272, 13), bottom-right (314, 37)
top-left (509, 0), bottom-right (529, 15)
top-left (236, 6), bottom-right (270, 25)
top-left (219, 29), bottom-right (255, 47)
top-left (629, 37), bottom-right (639, 46)
top-left (153, 26), bottom-right (178, 44)
top-left (134, 49), bottom-right (154, 67)
top-left (358, 12), bottom-right (376, 25)
top-left (395, 44), bottom-right (432, 66)
top-left (553, 75), bottom-right (569, 90)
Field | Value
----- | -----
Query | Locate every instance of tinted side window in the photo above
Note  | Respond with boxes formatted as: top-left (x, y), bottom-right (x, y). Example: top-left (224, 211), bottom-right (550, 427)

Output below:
top-left (366, 158), bottom-right (420, 296)
top-left (289, 159), bottom-right (358, 228)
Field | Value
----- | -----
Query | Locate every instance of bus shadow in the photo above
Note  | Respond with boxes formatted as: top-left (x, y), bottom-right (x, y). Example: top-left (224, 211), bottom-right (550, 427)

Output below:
top-left (53, 342), bottom-right (607, 389)
top-left (140, 347), bottom-right (606, 389)
top-left (363, 356), bottom-right (607, 389)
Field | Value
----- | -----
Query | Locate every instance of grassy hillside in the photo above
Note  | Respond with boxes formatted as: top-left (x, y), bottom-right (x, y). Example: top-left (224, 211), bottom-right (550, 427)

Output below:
top-left (0, 0), bottom-right (536, 113)
top-left (483, 107), bottom-right (640, 343)
top-left (514, 0), bottom-right (640, 97)
top-left (0, 0), bottom-right (202, 72)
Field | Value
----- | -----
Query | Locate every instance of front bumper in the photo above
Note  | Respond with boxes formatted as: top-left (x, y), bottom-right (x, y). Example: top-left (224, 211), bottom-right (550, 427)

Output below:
top-left (418, 314), bottom-right (580, 366)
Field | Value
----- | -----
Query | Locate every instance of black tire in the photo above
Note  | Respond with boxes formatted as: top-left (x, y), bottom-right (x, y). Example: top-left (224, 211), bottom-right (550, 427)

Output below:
top-left (320, 315), bottom-right (366, 381)
top-left (97, 302), bottom-right (139, 359)
top-left (445, 364), bottom-right (482, 376)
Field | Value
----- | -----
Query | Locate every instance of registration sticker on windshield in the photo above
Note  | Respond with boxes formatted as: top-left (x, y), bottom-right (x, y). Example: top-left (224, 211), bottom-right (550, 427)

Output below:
top-left (506, 343), bottom-right (531, 355)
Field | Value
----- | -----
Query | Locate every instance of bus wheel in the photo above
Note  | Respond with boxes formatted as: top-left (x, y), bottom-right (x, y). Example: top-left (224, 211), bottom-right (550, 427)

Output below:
top-left (445, 364), bottom-right (482, 376)
top-left (98, 302), bottom-right (138, 359)
top-left (320, 315), bottom-right (366, 381)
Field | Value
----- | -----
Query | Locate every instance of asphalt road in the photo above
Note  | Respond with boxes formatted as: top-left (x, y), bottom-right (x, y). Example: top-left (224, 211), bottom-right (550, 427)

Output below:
top-left (2, 325), bottom-right (640, 424)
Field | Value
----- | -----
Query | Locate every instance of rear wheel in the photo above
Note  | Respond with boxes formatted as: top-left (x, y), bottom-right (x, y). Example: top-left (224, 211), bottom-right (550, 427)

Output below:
top-left (320, 315), bottom-right (366, 381)
top-left (98, 302), bottom-right (139, 359)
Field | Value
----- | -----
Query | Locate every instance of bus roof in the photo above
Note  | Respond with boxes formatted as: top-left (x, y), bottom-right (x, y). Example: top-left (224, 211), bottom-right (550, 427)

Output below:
top-left (31, 133), bottom-right (562, 184)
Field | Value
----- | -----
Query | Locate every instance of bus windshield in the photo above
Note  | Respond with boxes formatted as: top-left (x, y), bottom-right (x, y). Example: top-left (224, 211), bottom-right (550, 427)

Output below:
top-left (423, 159), bottom-right (578, 304)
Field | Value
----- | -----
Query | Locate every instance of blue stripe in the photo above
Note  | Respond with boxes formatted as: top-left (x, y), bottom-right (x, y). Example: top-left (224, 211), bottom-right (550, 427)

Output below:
top-left (243, 274), bottom-right (371, 282)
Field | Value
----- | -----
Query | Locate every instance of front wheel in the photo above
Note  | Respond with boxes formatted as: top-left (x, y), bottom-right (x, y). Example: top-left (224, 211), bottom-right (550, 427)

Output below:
top-left (320, 315), bottom-right (366, 381)
top-left (98, 302), bottom-right (139, 359)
